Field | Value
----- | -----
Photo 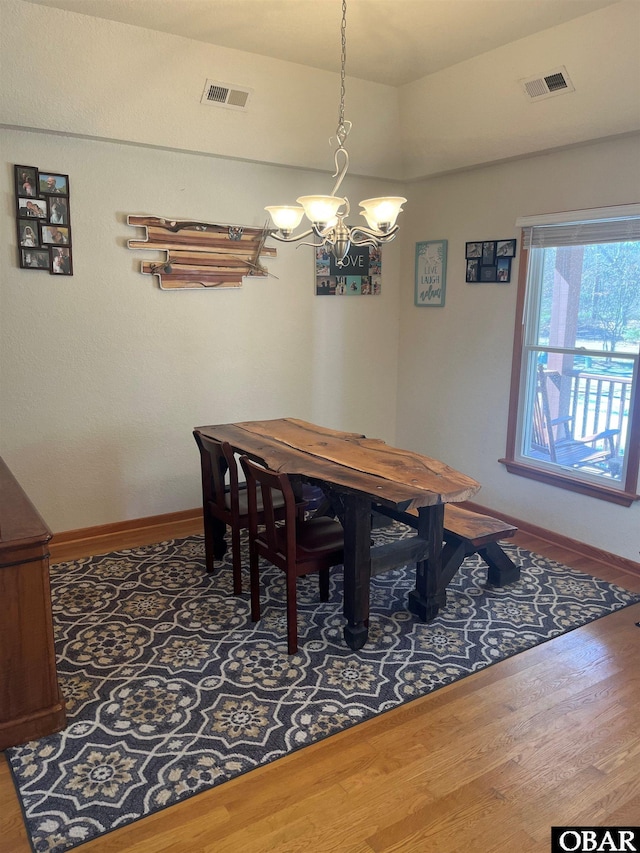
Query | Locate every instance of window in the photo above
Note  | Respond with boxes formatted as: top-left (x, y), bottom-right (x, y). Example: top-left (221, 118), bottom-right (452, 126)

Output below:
top-left (502, 205), bottom-right (640, 506)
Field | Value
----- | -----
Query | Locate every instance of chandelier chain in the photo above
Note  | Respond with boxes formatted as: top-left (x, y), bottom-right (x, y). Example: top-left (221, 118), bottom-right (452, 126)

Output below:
top-left (336, 0), bottom-right (349, 147)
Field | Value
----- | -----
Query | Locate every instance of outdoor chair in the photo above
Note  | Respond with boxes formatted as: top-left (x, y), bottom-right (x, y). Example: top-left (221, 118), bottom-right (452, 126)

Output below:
top-left (239, 455), bottom-right (344, 654)
top-left (531, 364), bottom-right (619, 470)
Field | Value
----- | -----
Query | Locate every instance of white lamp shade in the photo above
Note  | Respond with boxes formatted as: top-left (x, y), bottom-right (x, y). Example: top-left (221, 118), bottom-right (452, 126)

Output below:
top-left (359, 197), bottom-right (407, 230)
top-left (296, 195), bottom-right (344, 225)
top-left (265, 205), bottom-right (305, 232)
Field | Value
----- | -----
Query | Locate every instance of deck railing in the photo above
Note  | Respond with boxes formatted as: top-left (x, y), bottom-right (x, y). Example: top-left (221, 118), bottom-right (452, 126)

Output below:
top-left (566, 371), bottom-right (632, 454)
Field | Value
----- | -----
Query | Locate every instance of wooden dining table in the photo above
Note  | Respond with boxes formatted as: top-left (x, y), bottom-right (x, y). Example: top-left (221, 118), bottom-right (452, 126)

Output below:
top-left (194, 418), bottom-right (480, 650)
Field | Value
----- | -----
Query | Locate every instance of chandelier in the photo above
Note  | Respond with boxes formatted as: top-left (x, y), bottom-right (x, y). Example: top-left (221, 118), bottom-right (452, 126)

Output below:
top-left (265, 0), bottom-right (406, 267)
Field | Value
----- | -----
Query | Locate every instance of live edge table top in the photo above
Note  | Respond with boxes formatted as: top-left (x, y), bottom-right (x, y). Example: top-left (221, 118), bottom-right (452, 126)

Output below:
top-left (194, 418), bottom-right (480, 510)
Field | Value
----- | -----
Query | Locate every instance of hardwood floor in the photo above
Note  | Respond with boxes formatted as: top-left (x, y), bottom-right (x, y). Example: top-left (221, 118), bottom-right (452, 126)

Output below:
top-left (1, 526), bottom-right (639, 853)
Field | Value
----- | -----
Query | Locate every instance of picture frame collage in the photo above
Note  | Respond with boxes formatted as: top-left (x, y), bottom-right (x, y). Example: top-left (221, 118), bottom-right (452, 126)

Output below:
top-left (15, 165), bottom-right (72, 275)
top-left (465, 239), bottom-right (516, 283)
top-left (315, 245), bottom-right (382, 295)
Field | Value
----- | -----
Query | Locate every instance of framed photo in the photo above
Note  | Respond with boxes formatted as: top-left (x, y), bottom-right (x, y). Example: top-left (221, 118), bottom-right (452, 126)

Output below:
top-left (50, 247), bottom-right (73, 275)
top-left (41, 224), bottom-right (71, 245)
top-left (47, 196), bottom-right (69, 225)
top-left (497, 257), bottom-right (511, 282)
top-left (14, 165), bottom-right (38, 198)
top-left (17, 197), bottom-right (47, 218)
top-left (465, 241), bottom-right (482, 259)
top-left (20, 248), bottom-right (50, 270)
top-left (38, 172), bottom-right (69, 196)
top-left (18, 219), bottom-right (40, 248)
top-left (482, 241), bottom-right (496, 265)
top-left (415, 240), bottom-right (447, 307)
top-left (466, 258), bottom-right (480, 283)
top-left (481, 265), bottom-right (497, 282)
top-left (496, 239), bottom-right (517, 258)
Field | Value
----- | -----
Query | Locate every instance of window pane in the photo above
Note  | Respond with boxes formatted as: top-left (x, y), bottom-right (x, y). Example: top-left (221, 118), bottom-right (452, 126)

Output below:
top-left (535, 242), bottom-right (640, 354)
top-left (520, 353), bottom-right (634, 483)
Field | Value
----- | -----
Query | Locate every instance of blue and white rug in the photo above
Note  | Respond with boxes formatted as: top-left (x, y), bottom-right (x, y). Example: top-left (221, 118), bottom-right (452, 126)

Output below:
top-left (7, 524), bottom-right (640, 852)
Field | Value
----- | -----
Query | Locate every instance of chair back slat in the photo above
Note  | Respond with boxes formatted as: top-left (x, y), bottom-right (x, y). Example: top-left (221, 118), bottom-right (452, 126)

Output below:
top-left (193, 433), bottom-right (236, 513)
top-left (535, 364), bottom-right (559, 461)
top-left (241, 456), bottom-right (296, 559)
top-left (239, 454), bottom-right (342, 654)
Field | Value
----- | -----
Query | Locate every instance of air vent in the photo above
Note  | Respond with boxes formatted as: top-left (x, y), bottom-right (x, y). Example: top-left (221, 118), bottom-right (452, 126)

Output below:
top-left (520, 66), bottom-right (575, 101)
top-left (200, 79), bottom-right (252, 111)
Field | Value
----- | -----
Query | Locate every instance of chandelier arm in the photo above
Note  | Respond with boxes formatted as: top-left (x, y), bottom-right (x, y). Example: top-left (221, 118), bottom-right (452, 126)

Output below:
top-left (350, 225), bottom-right (400, 242)
top-left (294, 239), bottom-right (327, 250)
top-left (267, 228), bottom-right (315, 243)
top-left (348, 235), bottom-right (380, 248)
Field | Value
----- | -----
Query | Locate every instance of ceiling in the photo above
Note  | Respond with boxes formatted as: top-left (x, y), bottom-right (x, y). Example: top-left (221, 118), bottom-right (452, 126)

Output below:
top-left (24, 0), bottom-right (620, 87)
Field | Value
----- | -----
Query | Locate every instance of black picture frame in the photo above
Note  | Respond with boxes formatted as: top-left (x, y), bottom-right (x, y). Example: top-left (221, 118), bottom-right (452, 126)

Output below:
top-left (497, 239), bottom-right (517, 258)
top-left (47, 196), bottom-right (69, 225)
top-left (16, 196), bottom-right (47, 219)
top-left (38, 172), bottom-right (69, 196)
top-left (17, 219), bottom-right (40, 249)
top-left (50, 247), bottom-right (73, 275)
top-left (465, 237), bottom-right (517, 284)
top-left (482, 241), bottom-right (496, 265)
top-left (481, 265), bottom-right (497, 282)
top-left (466, 258), bottom-right (480, 282)
top-left (41, 224), bottom-right (71, 246)
top-left (497, 257), bottom-right (511, 282)
top-left (14, 164), bottom-right (73, 275)
top-left (15, 165), bottom-right (38, 199)
top-left (20, 248), bottom-right (50, 270)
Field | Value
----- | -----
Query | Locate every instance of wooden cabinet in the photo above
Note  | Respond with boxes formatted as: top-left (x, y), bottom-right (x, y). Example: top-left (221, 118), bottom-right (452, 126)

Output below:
top-left (0, 457), bottom-right (66, 750)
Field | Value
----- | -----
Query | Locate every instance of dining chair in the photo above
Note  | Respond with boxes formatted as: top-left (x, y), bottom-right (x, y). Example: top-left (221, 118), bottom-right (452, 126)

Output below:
top-left (239, 455), bottom-right (345, 654)
top-left (193, 432), bottom-right (288, 595)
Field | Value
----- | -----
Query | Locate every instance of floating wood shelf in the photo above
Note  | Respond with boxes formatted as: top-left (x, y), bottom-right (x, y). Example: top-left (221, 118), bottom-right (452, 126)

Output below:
top-left (127, 215), bottom-right (276, 289)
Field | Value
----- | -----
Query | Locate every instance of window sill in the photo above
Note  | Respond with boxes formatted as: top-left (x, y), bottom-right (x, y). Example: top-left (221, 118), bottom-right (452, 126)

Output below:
top-left (498, 458), bottom-right (640, 507)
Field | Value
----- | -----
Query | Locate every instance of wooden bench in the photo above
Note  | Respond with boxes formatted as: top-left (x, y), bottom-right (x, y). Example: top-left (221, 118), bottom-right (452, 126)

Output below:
top-left (370, 503), bottom-right (520, 589)
top-left (441, 504), bottom-right (520, 587)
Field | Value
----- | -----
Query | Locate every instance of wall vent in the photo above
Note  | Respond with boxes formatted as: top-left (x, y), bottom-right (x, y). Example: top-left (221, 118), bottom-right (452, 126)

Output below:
top-left (200, 79), bottom-right (252, 111)
top-left (520, 66), bottom-right (575, 101)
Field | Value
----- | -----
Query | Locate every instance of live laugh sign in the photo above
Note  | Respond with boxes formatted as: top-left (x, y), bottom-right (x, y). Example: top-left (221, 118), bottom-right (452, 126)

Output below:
top-left (415, 239), bottom-right (447, 307)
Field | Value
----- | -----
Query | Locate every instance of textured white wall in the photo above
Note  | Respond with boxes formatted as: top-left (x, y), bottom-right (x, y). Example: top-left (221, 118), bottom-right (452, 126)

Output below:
top-left (395, 134), bottom-right (640, 562)
top-left (399, 1), bottom-right (640, 180)
top-left (0, 0), bottom-right (402, 180)
top-left (0, 129), bottom-right (402, 531)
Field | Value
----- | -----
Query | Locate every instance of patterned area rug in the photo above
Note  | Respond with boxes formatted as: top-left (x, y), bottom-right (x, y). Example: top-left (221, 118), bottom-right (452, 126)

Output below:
top-left (7, 525), bottom-right (640, 852)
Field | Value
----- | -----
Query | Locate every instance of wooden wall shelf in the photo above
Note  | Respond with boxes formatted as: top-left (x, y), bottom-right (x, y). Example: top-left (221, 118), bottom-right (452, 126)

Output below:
top-left (127, 215), bottom-right (276, 289)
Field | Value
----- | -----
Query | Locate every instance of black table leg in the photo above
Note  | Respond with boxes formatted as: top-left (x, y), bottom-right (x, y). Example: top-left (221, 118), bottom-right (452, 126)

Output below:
top-left (408, 503), bottom-right (445, 622)
top-left (342, 492), bottom-right (372, 651)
